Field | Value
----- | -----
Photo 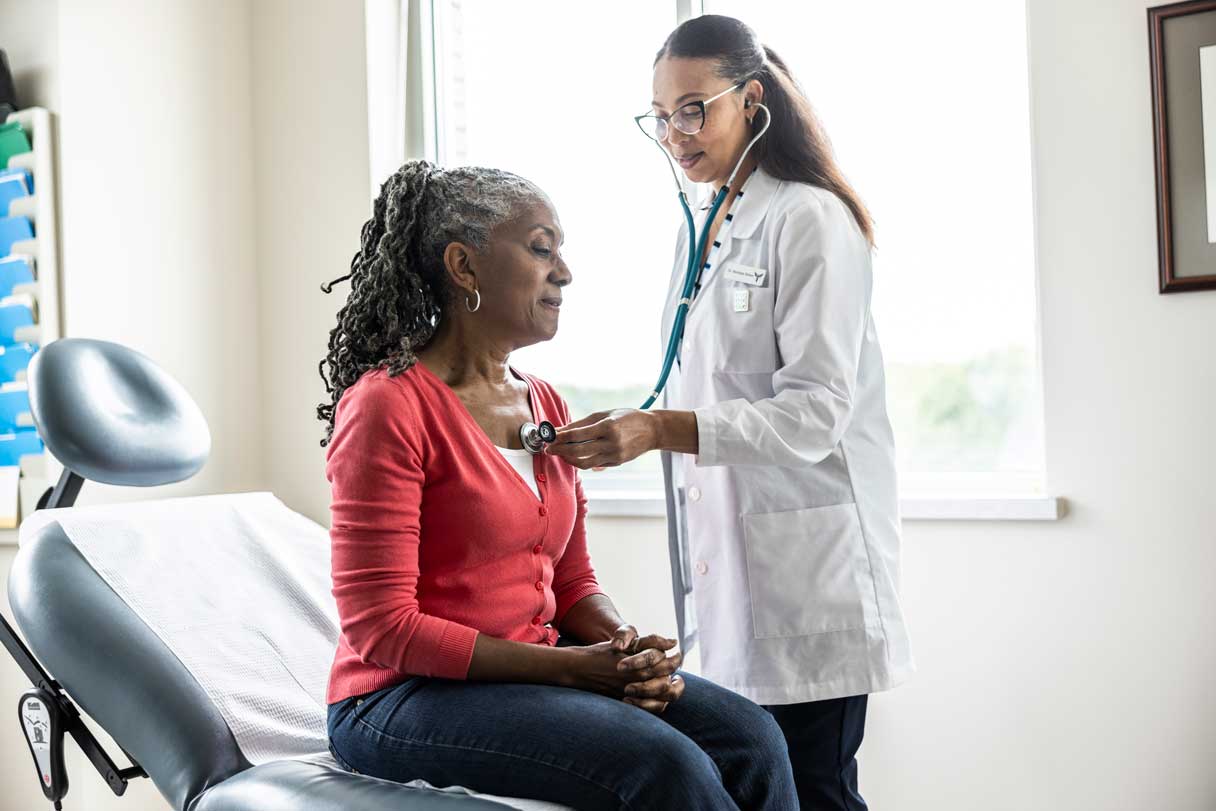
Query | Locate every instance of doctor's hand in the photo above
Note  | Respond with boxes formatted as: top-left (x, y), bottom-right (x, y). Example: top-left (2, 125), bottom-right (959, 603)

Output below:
top-left (547, 409), bottom-right (698, 469)
top-left (546, 409), bottom-right (657, 469)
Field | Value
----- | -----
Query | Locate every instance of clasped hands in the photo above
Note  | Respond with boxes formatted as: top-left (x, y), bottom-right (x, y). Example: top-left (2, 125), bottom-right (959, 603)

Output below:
top-left (568, 623), bottom-right (684, 715)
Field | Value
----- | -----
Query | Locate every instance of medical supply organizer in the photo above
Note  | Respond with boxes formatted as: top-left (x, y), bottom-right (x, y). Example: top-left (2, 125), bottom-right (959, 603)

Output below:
top-left (0, 108), bottom-right (62, 528)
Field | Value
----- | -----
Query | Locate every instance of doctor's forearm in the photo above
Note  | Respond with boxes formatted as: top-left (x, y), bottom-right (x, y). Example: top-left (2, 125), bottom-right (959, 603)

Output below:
top-left (650, 409), bottom-right (699, 455)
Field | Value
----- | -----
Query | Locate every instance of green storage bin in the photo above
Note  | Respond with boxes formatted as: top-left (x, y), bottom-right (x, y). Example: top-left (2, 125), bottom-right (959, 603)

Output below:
top-left (0, 121), bottom-right (31, 169)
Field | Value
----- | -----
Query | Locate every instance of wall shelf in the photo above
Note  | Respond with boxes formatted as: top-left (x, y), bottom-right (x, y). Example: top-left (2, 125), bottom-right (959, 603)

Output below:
top-left (2, 107), bottom-right (63, 528)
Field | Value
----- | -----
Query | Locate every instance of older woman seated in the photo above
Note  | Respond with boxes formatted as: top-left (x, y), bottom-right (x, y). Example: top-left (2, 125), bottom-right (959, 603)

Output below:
top-left (316, 161), bottom-right (796, 810)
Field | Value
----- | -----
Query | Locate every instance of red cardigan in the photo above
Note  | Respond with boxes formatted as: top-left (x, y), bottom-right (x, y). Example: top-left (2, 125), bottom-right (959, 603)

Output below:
top-left (325, 363), bottom-right (603, 703)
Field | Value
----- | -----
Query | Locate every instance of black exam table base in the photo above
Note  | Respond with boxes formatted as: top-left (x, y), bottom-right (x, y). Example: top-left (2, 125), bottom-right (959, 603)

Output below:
top-left (2, 468), bottom-right (147, 808)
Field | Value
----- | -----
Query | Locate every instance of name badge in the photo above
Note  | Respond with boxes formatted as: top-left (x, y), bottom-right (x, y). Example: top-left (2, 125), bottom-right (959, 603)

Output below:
top-left (724, 264), bottom-right (768, 286)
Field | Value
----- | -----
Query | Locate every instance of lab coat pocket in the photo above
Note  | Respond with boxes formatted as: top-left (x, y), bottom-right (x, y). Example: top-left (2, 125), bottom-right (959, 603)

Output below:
top-left (742, 502), bottom-right (871, 639)
top-left (708, 285), bottom-right (776, 372)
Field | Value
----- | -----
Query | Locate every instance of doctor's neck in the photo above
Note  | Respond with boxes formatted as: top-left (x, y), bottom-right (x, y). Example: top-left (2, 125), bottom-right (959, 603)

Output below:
top-left (708, 151), bottom-right (758, 197)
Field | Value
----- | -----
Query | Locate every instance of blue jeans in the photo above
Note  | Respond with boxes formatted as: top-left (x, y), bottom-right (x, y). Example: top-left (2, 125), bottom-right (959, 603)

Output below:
top-left (327, 671), bottom-right (797, 810)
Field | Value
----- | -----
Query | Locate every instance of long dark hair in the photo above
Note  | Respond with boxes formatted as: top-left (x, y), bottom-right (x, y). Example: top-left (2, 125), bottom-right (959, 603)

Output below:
top-left (656, 15), bottom-right (874, 244)
top-left (316, 160), bottom-right (544, 445)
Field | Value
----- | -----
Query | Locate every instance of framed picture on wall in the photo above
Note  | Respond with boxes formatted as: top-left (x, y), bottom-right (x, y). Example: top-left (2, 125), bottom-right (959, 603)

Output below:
top-left (1149, 0), bottom-right (1216, 293)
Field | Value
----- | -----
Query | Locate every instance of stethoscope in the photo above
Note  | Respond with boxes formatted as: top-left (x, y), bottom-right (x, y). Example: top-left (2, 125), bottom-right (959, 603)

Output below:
top-left (640, 100), bottom-right (771, 409)
top-left (520, 99), bottom-right (772, 454)
top-left (520, 420), bottom-right (557, 454)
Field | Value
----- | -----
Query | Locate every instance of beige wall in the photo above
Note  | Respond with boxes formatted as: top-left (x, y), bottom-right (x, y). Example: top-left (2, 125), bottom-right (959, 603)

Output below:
top-left (1, 0), bottom-right (1215, 809)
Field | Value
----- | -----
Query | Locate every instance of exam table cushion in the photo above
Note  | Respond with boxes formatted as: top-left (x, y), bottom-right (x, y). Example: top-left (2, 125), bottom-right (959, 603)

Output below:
top-left (9, 500), bottom-right (572, 811)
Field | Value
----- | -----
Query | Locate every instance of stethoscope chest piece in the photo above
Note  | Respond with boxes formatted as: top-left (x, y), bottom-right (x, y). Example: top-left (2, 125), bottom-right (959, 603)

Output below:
top-left (520, 421), bottom-right (557, 454)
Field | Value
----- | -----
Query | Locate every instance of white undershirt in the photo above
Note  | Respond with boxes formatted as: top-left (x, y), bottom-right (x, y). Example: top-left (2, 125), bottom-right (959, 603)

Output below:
top-left (496, 445), bottom-right (539, 499)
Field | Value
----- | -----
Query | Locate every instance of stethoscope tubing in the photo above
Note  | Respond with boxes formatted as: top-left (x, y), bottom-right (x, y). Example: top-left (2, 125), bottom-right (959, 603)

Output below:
top-left (640, 103), bottom-right (771, 410)
top-left (519, 104), bottom-right (772, 453)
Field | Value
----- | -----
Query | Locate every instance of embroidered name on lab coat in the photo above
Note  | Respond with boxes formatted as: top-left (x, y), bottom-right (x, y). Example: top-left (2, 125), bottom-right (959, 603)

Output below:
top-left (724, 264), bottom-right (768, 286)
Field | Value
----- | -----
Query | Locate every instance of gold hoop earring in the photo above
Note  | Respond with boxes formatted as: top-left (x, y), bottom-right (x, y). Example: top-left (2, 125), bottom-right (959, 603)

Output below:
top-left (465, 289), bottom-right (481, 313)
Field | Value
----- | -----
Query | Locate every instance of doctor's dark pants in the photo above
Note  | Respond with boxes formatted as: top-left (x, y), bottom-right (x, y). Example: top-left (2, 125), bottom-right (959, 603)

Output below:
top-left (763, 694), bottom-right (869, 811)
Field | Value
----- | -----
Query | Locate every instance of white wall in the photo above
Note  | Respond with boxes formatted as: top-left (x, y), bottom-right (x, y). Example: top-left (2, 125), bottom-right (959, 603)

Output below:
top-left (0, 1), bottom-right (262, 809)
top-left (865, 1), bottom-right (1216, 807)
top-left (250, 0), bottom-right (372, 527)
top-left (56, 0), bottom-right (264, 503)
top-left (0, 0), bottom-right (58, 111)
top-left (1, 0), bottom-right (1215, 809)
top-left (248, 2), bottom-right (1216, 809)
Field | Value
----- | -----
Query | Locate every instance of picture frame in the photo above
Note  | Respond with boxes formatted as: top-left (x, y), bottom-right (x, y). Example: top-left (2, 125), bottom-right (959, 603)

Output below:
top-left (1149, 0), bottom-right (1216, 293)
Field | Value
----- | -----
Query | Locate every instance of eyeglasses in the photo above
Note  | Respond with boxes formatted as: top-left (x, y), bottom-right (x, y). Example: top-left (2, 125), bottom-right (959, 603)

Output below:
top-left (634, 82), bottom-right (745, 143)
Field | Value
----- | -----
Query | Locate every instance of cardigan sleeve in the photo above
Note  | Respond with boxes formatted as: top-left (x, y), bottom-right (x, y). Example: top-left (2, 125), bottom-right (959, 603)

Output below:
top-left (326, 374), bottom-right (480, 680)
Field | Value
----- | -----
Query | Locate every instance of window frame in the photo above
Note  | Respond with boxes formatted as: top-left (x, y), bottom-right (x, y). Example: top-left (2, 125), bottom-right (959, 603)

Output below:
top-left (393, 0), bottom-right (1061, 521)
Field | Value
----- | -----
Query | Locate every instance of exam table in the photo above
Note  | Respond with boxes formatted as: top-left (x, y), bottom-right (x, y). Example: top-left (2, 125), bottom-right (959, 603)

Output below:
top-left (3, 338), bottom-right (569, 811)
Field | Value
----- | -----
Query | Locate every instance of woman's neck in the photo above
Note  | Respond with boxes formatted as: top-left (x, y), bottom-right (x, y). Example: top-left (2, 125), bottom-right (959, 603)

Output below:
top-left (417, 314), bottom-right (515, 389)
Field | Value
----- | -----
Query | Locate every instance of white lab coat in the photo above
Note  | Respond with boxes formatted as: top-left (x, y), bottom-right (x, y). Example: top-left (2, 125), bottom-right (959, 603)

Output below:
top-left (660, 167), bottom-right (914, 705)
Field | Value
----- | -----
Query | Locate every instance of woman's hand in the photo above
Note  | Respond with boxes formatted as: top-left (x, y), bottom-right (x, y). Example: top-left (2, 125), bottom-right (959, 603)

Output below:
top-left (561, 641), bottom-right (647, 696)
top-left (617, 634), bottom-right (684, 714)
top-left (562, 633), bottom-right (684, 714)
top-left (609, 623), bottom-right (640, 653)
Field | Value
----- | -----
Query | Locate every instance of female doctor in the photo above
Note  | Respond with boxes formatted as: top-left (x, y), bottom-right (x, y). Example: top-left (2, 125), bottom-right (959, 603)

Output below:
top-left (547, 15), bottom-right (914, 811)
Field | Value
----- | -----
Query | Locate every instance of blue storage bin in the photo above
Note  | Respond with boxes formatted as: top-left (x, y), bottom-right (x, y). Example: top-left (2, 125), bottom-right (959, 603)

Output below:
top-left (0, 383), bottom-right (32, 431)
top-left (0, 168), bottom-right (31, 216)
top-left (0, 255), bottom-right (33, 298)
top-left (0, 300), bottom-right (33, 343)
top-left (0, 216), bottom-right (33, 256)
top-left (0, 429), bottom-right (42, 466)
top-left (0, 344), bottom-right (35, 382)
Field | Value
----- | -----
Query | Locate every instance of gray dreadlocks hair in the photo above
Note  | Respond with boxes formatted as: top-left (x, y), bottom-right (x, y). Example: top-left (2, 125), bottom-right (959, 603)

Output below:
top-left (317, 160), bottom-right (547, 445)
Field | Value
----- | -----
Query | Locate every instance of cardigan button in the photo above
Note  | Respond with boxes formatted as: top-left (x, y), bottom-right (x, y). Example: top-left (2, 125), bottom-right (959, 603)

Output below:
top-left (538, 505), bottom-right (548, 516)
top-left (532, 616), bottom-right (542, 625)
top-left (535, 581), bottom-right (544, 591)
top-left (536, 473), bottom-right (547, 483)
top-left (533, 544), bottom-right (543, 554)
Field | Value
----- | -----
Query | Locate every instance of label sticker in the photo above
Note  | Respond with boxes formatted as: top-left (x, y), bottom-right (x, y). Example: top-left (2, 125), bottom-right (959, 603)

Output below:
top-left (733, 288), bottom-right (751, 312)
top-left (724, 264), bottom-right (768, 286)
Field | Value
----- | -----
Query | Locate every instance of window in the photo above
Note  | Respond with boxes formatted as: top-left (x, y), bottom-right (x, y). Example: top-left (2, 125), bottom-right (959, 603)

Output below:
top-left (424, 1), bottom-right (1046, 499)
top-left (432, 0), bottom-right (679, 489)
top-left (703, 1), bottom-right (1044, 495)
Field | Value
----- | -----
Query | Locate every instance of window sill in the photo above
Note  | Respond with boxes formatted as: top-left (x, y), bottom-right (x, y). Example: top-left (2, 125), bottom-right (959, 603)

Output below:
top-left (584, 491), bottom-right (1064, 521)
top-left (0, 493), bottom-right (1064, 547)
